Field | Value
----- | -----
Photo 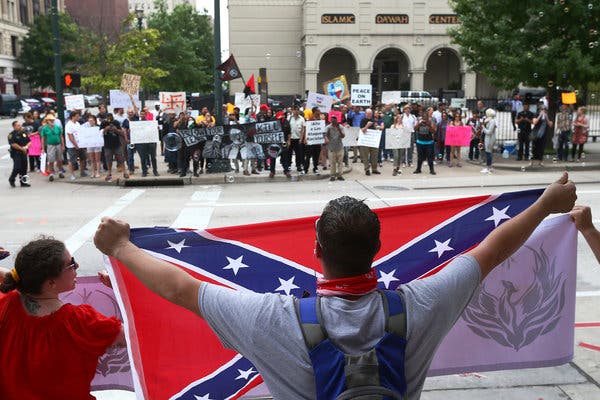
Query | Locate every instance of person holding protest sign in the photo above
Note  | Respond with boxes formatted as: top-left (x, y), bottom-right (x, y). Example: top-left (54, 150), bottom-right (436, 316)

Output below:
top-left (303, 107), bottom-right (323, 175)
top-left (0, 238), bottom-right (125, 399)
top-left (449, 111), bottom-right (464, 167)
top-left (82, 115), bottom-right (103, 178)
top-left (65, 111), bottom-right (88, 180)
top-left (101, 113), bottom-right (128, 182)
top-left (359, 108), bottom-right (382, 176)
top-left (94, 173), bottom-right (576, 400)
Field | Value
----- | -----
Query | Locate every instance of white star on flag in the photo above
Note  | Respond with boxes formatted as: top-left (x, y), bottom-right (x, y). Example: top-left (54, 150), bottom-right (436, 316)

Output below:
top-left (194, 394), bottom-right (213, 400)
top-left (429, 239), bottom-right (454, 258)
top-left (223, 255), bottom-right (250, 276)
top-left (165, 239), bottom-right (190, 254)
top-left (275, 276), bottom-right (299, 295)
top-left (378, 269), bottom-right (399, 289)
top-left (485, 206), bottom-right (511, 227)
top-left (235, 367), bottom-right (256, 380)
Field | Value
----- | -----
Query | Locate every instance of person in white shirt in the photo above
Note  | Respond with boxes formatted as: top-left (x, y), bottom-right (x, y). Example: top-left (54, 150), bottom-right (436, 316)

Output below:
top-left (64, 111), bottom-right (87, 180)
top-left (288, 105), bottom-right (306, 173)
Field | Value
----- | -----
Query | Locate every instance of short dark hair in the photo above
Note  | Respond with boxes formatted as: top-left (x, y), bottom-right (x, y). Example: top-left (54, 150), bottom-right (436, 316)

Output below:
top-left (317, 197), bottom-right (380, 277)
top-left (0, 237), bottom-right (66, 295)
top-left (11, 120), bottom-right (19, 128)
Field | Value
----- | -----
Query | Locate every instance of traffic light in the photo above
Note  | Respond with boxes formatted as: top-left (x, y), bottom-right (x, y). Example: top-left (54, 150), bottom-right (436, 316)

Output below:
top-left (63, 73), bottom-right (81, 88)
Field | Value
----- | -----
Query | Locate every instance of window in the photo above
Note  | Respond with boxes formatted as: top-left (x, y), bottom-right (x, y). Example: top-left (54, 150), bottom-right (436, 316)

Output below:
top-left (19, 0), bottom-right (28, 24)
top-left (32, 0), bottom-right (40, 17)
top-left (11, 35), bottom-right (18, 57)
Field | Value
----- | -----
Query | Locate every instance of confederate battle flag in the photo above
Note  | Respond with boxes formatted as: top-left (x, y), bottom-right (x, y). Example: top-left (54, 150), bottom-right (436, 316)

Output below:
top-left (71, 189), bottom-right (576, 399)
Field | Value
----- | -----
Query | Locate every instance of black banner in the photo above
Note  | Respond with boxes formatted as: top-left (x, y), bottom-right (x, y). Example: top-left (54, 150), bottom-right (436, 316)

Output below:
top-left (179, 121), bottom-right (284, 148)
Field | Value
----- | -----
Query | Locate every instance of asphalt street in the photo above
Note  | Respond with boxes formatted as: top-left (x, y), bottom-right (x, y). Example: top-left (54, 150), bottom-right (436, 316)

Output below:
top-left (1, 116), bottom-right (600, 399)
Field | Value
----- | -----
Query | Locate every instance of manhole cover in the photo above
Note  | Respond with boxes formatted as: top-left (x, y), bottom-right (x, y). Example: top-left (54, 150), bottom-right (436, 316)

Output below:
top-left (373, 186), bottom-right (409, 191)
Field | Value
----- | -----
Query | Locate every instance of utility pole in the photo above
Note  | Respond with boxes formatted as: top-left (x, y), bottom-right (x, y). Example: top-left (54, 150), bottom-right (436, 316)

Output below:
top-left (51, 0), bottom-right (64, 124)
top-left (213, 0), bottom-right (222, 123)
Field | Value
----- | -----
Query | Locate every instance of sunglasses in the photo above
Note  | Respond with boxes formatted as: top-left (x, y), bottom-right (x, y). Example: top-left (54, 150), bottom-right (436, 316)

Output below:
top-left (64, 257), bottom-right (79, 272)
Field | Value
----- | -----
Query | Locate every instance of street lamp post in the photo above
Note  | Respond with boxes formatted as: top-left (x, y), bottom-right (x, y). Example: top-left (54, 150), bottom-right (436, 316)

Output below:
top-left (135, 7), bottom-right (145, 109)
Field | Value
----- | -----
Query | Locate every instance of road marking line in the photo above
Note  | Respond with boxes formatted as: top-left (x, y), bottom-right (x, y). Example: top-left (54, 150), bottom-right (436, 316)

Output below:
top-left (64, 189), bottom-right (145, 254)
top-left (578, 342), bottom-right (600, 352)
top-left (171, 186), bottom-right (222, 230)
top-left (575, 322), bottom-right (600, 328)
top-left (576, 291), bottom-right (600, 298)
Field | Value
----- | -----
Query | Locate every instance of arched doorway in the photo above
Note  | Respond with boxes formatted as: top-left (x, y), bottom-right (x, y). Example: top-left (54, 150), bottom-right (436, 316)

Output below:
top-left (424, 48), bottom-right (461, 98)
top-left (317, 48), bottom-right (357, 95)
top-left (370, 48), bottom-right (410, 97)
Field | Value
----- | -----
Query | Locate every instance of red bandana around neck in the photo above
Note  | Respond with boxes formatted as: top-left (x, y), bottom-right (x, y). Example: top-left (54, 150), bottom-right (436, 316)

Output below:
top-left (316, 269), bottom-right (378, 297)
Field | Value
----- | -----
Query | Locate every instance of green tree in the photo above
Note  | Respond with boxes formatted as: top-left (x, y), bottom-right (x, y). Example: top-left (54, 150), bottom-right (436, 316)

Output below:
top-left (17, 13), bottom-right (82, 88)
top-left (79, 15), bottom-right (168, 95)
top-left (147, 0), bottom-right (214, 92)
top-left (449, 0), bottom-right (600, 105)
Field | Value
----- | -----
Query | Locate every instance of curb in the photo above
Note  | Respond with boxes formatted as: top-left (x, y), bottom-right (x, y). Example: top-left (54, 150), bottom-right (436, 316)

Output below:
top-left (470, 160), bottom-right (600, 172)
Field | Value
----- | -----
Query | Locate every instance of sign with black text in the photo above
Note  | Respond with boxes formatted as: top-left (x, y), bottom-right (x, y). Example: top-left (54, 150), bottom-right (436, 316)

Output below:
top-left (351, 84), bottom-right (372, 107)
top-left (305, 120), bottom-right (326, 145)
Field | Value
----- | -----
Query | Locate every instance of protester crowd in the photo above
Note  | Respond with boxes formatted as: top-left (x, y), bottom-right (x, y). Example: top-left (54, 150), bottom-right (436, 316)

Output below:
top-left (6, 96), bottom-right (592, 188)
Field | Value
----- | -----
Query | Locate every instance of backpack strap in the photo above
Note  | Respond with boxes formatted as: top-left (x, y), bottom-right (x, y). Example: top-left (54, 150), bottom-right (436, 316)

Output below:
top-left (296, 296), bottom-right (327, 351)
top-left (380, 290), bottom-right (407, 338)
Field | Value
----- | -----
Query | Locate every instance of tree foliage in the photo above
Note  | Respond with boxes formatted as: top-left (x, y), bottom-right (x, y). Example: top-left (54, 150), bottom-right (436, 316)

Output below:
top-left (147, 0), bottom-right (214, 93)
top-left (79, 15), bottom-right (168, 95)
top-left (449, 0), bottom-right (600, 91)
top-left (17, 12), bottom-right (82, 88)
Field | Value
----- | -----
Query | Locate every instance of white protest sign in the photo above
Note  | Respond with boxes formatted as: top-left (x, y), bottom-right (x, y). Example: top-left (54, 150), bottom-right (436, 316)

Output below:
top-left (129, 120), bottom-right (159, 144)
top-left (357, 129), bottom-right (382, 148)
top-left (189, 110), bottom-right (200, 118)
top-left (305, 120), bottom-right (326, 145)
top-left (351, 84), bottom-right (372, 107)
top-left (306, 92), bottom-right (333, 114)
top-left (342, 126), bottom-right (360, 147)
top-left (234, 92), bottom-right (260, 113)
top-left (381, 91), bottom-right (401, 104)
top-left (159, 92), bottom-right (187, 114)
top-left (64, 94), bottom-right (85, 111)
top-left (109, 90), bottom-right (141, 109)
top-left (385, 127), bottom-right (412, 149)
top-left (76, 126), bottom-right (104, 148)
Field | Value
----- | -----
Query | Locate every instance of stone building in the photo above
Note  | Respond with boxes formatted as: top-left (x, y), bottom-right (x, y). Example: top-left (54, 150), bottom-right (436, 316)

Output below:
top-left (228, 0), bottom-right (497, 100)
top-left (0, 0), bottom-right (65, 94)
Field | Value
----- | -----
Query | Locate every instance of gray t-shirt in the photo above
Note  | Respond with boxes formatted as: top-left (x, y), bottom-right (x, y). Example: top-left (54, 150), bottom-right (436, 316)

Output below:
top-left (199, 254), bottom-right (481, 400)
top-left (325, 124), bottom-right (345, 152)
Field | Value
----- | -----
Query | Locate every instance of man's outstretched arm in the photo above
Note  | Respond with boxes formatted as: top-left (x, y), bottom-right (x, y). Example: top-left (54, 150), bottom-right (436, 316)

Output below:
top-left (469, 172), bottom-right (577, 279)
top-left (94, 217), bottom-right (203, 317)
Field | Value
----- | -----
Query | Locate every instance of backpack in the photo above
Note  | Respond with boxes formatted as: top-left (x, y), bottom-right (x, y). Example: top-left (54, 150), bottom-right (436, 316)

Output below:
top-left (296, 291), bottom-right (407, 400)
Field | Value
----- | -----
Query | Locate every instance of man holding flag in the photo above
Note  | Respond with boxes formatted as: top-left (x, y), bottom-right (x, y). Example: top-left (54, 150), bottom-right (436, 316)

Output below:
top-left (94, 173), bottom-right (576, 399)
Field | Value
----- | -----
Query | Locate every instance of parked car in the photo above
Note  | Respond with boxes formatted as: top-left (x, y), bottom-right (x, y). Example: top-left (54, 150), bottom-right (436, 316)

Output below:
top-left (20, 98), bottom-right (44, 113)
top-left (39, 97), bottom-right (56, 109)
top-left (398, 90), bottom-right (439, 106)
top-left (32, 90), bottom-right (57, 101)
top-left (0, 94), bottom-right (20, 116)
top-left (84, 95), bottom-right (99, 107)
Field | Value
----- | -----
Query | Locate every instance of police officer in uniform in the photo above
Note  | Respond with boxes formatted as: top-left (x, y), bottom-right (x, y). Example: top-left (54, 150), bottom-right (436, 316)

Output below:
top-left (8, 120), bottom-right (31, 187)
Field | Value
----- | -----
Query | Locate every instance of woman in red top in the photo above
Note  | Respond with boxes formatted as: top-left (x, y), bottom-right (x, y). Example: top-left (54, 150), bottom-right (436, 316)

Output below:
top-left (571, 106), bottom-right (589, 162)
top-left (0, 238), bottom-right (123, 400)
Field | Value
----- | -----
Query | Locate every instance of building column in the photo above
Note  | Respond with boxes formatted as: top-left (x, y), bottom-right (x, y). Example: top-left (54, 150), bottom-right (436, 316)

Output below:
top-left (462, 71), bottom-right (477, 98)
top-left (304, 69), bottom-right (318, 94)
top-left (410, 69), bottom-right (425, 91)
top-left (357, 69), bottom-right (371, 85)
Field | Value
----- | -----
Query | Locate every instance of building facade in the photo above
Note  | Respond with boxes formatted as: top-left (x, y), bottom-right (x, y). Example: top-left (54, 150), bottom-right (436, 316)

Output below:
top-left (228, 0), bottom-right (497, 100)
top-left (0, 0), bottom-right (64, 94)
top-left (129, 0), bottom-right (194, 15)
top-left (66, 0), bottom-right (128, 41)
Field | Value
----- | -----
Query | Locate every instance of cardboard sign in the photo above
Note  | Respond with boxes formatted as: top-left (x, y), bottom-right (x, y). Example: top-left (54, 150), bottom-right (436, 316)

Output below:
top-left (381, 91), bottom-right (401, 104)
top-left (109, 90), bottom-right (141, 109)
top-left (120, 73), bottom-right (141, 96)
top-left (351, 84), bottom-right (372, 106)
top-left (159, 91), bottom-right (187, 114)
top-left (64, 94), bottom-right (85, 111)
top-left (76, 126), bottom-right (104, 148)
top-left (342, 126), bottom-right (359, 147)
top-left (234, 92), bottom-right (261, 114)
top-left (129, 120), bottom-right (159, 144)
top-left (306, 92), bottom-right (333, 114)
top-left (305, 120), bottom-right (326, 145)
top-left (385, 127), bottom-right (412, 149)
top-left (357, 128), bottom-right (382, 148)
top-left (444, 125), bottom-right (472, 146)
top-left (323, 75), bottom-right (350, 102)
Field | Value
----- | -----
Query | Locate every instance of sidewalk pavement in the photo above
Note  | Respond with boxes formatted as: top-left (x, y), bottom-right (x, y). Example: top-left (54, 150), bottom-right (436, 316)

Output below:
top-left (57, 141), bottom-right (598, 187)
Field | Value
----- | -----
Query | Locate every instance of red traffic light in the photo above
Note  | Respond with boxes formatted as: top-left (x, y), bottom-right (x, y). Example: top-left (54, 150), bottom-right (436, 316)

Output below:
top-left (63, 73), bottom-right (81, 88)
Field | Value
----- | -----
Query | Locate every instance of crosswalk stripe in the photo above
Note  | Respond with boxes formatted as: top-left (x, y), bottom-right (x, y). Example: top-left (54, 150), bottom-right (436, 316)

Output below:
top-left (171, 186), bottom-right (222, 230)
